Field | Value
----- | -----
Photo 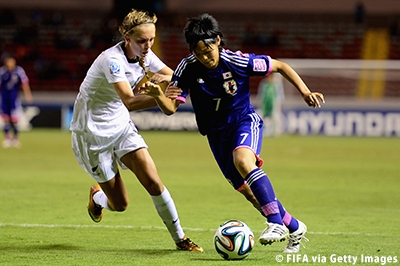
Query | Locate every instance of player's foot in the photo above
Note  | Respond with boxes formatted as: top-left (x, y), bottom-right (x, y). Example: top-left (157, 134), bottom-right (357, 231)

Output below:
top-left (88, 185), bottom-right (103, 223)
top-left (2, 139), bottom-right (11, 148)
top-left (283, 220), bottom-right (309, 253)
top-left (12, 139), bottom-right (21, 148)
top-left (259, 222), bottom-right (289, 245)
top-left (176, 236), bottom-right (204, 252)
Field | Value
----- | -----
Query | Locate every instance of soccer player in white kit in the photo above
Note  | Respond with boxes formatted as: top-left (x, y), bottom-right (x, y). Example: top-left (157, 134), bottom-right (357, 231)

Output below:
top-left (70, 9), bottom-right (203, 252)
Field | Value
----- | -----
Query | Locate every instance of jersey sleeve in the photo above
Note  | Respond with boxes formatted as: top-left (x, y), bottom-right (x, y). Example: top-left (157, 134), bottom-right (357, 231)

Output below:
top-left (172, 71), bottom-right (191, 104)
top-left (16, 66), bottom-right (29, 84)
top-left (102, 54), bottom-right (128, 84)
top-left (171, 57), bottom-right (192, 104)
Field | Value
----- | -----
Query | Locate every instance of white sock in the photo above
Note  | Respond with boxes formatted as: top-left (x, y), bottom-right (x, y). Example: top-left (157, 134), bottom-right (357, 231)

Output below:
top-left (151, 186), bottom-right (185, 243)
top-left (93, 190), bottom-right (112, 210)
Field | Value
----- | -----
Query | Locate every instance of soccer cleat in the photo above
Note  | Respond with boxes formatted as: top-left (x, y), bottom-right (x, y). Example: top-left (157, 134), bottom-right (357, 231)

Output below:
top-left (12, 139), bottom-right (21, 148)
top-left (283, 220), bottom-right (309, 253)
top-left (259, 222), bottom-right (289, 245)
top-left (2, 139), bottom-right (11, 148)
top-left (88, 185), bottom-right (103, 223)
top-left (176, 236), bottom-right (204, 252)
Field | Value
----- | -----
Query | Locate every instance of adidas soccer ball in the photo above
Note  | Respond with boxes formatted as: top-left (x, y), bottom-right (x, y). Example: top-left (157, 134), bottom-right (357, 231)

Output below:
top-left (214, 219), bottom-right (255, 260)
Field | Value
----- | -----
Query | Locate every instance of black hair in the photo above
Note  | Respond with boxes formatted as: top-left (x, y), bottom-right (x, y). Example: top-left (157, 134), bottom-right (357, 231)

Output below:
top-left (1, 52), bottom-right (15, 64)
top-left (183, 13), bottom-right (225, 51)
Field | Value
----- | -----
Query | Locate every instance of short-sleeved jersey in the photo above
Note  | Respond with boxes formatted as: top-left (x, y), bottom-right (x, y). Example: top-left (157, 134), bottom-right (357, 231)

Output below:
top-left (70, 41), bottom-right (166, 138)
top-left (172, 49), bottom-right (273, 135)
top-left (0, 65), bottom-right (29, 103)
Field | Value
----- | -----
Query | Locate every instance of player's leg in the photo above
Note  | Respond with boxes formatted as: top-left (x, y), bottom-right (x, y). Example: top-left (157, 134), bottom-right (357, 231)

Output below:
top-left (96, 172), bottom-right (129, 211)
top-left (71, 132), bottom-right (128, 222)
top-left (231, 114), bottom-right (289, 244)
top-left (9, 115), bottom-right (20, 147)
top-left (234, 150), bottom-right (308, 249)
top-left (1, 114), bottom-right (12, 148)
top-left (120, 148), bottom-right (203, 252)
top-left (238, 184), bottom-right (303, 232)
top-left (1, 100), bottom-right (12, 147)
top-left (7, 100), bottom-right (21, 147)
top-left (86, 156), bottom-right (130, 223)
top-left (86, 172), bottom-right (129, 222)
top-left (278, 200), bottom-right (308, 253)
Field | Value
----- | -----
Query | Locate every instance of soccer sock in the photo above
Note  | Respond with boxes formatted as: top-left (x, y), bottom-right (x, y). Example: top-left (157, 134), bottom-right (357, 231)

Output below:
top-left (151, 186), bottom-right (185, 243)
top-left (10, 122), bottom-right (18, 138)
top-left (3, 122), bottom-right (10, 136)
top-left (93, 190), bottom-right (112, 210)
top-left (246, 168), bottom-right (283, 225)
top-left (278, 200), bottom-right (299, 233)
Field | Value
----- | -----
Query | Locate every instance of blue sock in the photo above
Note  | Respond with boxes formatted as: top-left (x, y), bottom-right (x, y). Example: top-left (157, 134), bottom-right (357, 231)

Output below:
top-left (277, 200), bottom-right (299, 233)
top-left (246, 168), bottom-right (283, 225)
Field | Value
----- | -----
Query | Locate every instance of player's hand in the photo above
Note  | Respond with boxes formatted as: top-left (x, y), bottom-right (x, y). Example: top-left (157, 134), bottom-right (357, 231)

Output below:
top-left (303, 92), bottom-right (325, 108)
top-left (165, 83), bottom-right (182, 100)
top-left (139, 81), bottom-right (162, 97)
top-left (150, 73), bottom-right (171, 84)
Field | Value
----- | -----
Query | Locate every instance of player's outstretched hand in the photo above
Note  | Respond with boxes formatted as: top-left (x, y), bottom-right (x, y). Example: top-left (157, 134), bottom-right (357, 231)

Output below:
top-left (165, 84), bottom-right (182, 100)
top-left (150, 73), bottom-right (171, 84)
top-left (303, 92), bottom-right (325, 108)
top-left (139, 81), bottom-right (162, 97)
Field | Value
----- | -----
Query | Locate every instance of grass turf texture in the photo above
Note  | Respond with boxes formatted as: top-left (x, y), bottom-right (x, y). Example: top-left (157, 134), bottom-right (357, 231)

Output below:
top-left (0, 129), bottom-right (399, 265)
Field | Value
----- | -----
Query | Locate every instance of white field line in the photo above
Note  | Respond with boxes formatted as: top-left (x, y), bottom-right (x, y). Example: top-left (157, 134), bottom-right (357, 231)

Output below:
top-left (0, 223), bottom-right (389, 237)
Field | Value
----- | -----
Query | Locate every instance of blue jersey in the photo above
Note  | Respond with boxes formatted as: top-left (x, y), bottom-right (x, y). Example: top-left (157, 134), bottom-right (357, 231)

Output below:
top-left (173, 49), bottom-right (272, 135)
top-left (0, 65), bottom-right (29, 116)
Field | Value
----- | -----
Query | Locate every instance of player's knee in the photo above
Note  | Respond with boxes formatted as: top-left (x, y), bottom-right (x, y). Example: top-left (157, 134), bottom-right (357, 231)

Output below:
top-left (113, 199), bottom-right (129, 212)
top-left (233, 156), bottom-right (249, 173)
top-left (110, 197), bottom-right (129, 212)
top-left (144, 179), bottom-right (164, 196)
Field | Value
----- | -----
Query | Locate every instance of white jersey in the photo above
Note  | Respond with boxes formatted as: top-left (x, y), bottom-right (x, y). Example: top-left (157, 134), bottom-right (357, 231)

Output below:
top-left (70, 41), bottom-right (165, 138)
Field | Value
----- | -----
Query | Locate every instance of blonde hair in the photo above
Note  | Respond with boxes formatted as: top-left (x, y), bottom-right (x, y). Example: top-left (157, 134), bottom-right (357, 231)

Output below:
top-left (119, 9), bottom-right (157, 36)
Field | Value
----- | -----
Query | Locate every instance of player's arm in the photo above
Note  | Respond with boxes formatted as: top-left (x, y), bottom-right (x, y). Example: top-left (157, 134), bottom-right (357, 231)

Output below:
top-left (129, 66), bottom-right (174, 109)
top-left (270, 59), bottom-right (325, 108)
top-left (138, 81), bottom-right (179, 115)
top-left (149, 66), bottom-right (173, 86)
top-left (112, 81), bottom-right (159, 112)
top-left (21, 82), bottom-right (33, 103)
top-left (113, 80), bottom-right (178, 115)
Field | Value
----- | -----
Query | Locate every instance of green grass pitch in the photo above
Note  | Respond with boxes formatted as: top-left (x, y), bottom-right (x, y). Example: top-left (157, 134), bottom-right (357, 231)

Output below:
top-left (0, 129), bottom-right (399, 265)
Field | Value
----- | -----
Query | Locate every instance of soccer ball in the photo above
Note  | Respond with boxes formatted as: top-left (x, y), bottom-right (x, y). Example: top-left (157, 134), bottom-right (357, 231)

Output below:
top-left (214, 219), bottom-right (255, 260)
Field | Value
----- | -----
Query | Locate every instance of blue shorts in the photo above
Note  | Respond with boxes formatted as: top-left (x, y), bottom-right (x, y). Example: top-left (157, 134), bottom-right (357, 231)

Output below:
top-left (206, 112), bottom-right (264, 190)
top-left (1, 96), bottom-right (19, 120)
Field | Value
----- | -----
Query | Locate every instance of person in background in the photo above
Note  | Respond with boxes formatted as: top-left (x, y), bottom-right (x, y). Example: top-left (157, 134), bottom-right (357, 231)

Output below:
top-left (139, 13), bottom-right (325, 253)
top-left (0, 54), bottom-right (33, 148)
top-left (257, 73), bottom-right (285, 137)
top-left (69, 9), bottom-right (203, 252)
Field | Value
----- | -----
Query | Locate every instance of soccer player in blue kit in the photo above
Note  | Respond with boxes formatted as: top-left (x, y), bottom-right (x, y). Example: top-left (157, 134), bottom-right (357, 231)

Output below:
top-left (141, 13), bottom-right (325, 253)
top-left (0, 54), bottom-right (33, 148)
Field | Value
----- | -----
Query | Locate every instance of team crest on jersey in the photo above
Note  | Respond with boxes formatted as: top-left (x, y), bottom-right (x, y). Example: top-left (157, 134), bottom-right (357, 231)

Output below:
top-left (253, 59), bottom-right (267, 72)
top-left (109, 61), bottom-right (120, 74)
top-left (223, 79), bottom-right (237, 95)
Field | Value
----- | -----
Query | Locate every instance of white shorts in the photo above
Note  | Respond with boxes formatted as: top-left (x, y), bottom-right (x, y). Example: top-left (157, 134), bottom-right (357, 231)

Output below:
top-left (71, 121), bottom-right (148, 183)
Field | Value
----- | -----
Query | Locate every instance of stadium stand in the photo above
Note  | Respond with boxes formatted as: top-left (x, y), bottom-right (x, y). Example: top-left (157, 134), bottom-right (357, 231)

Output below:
top-left (0, 10), bottom-right (399, 98)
